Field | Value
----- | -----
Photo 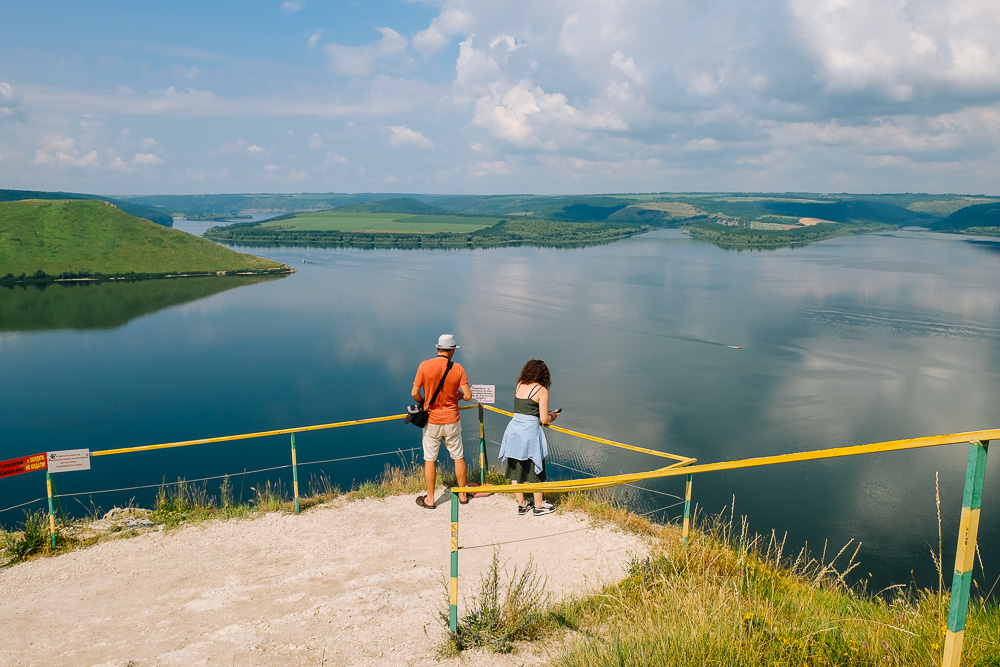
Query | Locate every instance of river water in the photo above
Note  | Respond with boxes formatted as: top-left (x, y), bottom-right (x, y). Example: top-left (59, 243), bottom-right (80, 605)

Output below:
top-left (2, 225), bottom-right (998, 593)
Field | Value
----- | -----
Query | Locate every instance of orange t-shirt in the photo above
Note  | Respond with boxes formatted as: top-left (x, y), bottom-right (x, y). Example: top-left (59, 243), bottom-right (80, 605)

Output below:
top-left (413, 356), bottom-right (468, 425)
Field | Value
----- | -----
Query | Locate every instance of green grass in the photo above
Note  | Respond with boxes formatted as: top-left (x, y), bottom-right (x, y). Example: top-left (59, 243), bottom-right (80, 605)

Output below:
top-left (446, 492), bottom-right (1000, 667)
top-left (907, 198), bottom-right (999, 217)
top-left (0, 199), bottom-right (289, 276)
top-left (260, 210), bottom-right (501, 233)
top-left (6, 464), bottom-right (996, 666)
top-left (443, 549), bottom-right (550, 654)
top-left (0, 510), bottom-right (51, 566)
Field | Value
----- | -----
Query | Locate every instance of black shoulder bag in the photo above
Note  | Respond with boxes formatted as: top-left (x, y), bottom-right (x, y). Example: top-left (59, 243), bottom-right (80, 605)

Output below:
top-left (405, 360), bottom-right (453, 428)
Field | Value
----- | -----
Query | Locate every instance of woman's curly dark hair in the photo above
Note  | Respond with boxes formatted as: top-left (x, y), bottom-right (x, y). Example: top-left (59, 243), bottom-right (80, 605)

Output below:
top-left (517, 359), bottom-right (551, 389)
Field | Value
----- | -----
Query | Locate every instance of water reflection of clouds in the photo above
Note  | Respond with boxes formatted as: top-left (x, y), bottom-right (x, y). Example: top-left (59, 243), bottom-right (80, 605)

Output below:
top-left (752, 238), bottom-right (1000, 328)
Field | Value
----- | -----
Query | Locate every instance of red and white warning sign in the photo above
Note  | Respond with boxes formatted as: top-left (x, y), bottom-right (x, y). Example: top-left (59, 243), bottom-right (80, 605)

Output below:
top-left (0, 453), bottom-right (47, 479)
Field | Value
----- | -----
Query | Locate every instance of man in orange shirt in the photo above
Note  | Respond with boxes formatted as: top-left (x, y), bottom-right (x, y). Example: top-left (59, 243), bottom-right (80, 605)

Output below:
top-left (411, 333), bottom-right (472, 509)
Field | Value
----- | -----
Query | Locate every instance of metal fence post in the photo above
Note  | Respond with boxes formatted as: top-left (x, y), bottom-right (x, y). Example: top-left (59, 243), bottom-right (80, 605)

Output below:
top-left (478, 403), bottom-right (486, 485)
top-left (46, 471), bottom-right (57, 549)
top-left (942, 439), bottom-right (989, 667)
top-left (682, 474), bottom-right (693, 547)
top-left (291, 433), bottom-right (301, 515)
top-left (450, 490), bottom-right (460, 633)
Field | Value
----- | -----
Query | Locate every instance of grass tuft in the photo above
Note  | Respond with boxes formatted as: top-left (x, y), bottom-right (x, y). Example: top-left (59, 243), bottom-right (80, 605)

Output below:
top-left (0, 510), bottom-right (51, 566)
top-left (444, 548), bottom-right (550, 654)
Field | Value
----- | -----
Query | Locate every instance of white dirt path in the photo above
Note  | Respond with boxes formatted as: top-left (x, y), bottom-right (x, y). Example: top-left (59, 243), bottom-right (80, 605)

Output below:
top-left (0, 493), bottom-right (651, 667)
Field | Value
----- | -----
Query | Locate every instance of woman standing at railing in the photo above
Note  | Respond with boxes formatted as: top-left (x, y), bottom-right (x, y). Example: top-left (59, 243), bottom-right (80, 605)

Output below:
top-left (498, 359), bottom-right (561, 516)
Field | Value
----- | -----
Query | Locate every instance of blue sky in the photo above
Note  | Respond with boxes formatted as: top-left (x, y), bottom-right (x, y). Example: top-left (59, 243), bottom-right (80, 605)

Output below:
top-left (1, 0), bottom-right (998, 196)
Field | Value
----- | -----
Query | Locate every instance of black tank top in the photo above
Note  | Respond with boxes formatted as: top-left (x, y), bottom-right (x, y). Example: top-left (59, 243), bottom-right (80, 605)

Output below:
top-left (513, 384), bottom-right (541, 417)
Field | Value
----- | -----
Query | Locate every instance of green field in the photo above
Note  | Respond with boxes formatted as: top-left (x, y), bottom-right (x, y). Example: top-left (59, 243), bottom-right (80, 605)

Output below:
top-left (260, 211), bottom-right (501, 234)
top-left (0, 199), bottom-right (290, 278)
top-left (907, 197), bottom-right (1000, 217)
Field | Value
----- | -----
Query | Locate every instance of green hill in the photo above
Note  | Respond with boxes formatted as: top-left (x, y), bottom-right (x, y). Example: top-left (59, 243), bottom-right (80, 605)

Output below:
top-left (0, 199), bottom-right (291, 281)
top-left (936, 201), bottom-right (1000, 233)
top-left (0, 189), bottom-right (174, 226)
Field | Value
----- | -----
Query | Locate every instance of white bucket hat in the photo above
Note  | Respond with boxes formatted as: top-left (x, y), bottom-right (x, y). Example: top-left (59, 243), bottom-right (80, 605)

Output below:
top-left (436, 333), bottom-right (460, 350)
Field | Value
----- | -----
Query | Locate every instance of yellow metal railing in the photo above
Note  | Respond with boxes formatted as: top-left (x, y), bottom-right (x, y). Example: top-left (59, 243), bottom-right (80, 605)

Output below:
top-left (449, 418), bottom-right (994, 667)
top-left (2, 404), bottom-right (992, 667)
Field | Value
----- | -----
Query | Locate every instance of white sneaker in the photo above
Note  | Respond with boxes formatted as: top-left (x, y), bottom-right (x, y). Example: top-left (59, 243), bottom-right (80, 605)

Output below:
top-left (533, 501), bottom-right (555, 516)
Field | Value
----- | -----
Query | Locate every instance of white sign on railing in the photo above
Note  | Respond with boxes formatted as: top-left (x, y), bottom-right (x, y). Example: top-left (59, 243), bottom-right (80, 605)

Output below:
top-left (47, 449), bottom-right (91, 474)
top-left (470, 384), bottom-right (495, 404)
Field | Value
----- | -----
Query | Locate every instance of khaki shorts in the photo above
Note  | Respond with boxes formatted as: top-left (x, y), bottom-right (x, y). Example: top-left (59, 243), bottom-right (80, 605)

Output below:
top-left (423, 421), bottom-right (464, 461)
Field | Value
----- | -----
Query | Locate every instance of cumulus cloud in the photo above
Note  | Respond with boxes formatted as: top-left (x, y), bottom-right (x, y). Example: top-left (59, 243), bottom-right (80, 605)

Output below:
top-left (413, 7), bottom-right (474, 55)
top-left (386, 125), bottom-right (434, 150)
top-left (5, 0), bottom-right (1000, 194)
top-left (455, 39), bottom-right (500, 85)
top-left (789, 0), bottom-right (1000, 104)
top-left (34, 136), bottom-right (99, 169)
top-left (324, 27), bottom-right (411, 76)
top-left (472, 82), bottom-right (627, 148)
top-left (610, 50), bottom-right (641, 84)
top-left (110, 153), bottom-right (164, 172)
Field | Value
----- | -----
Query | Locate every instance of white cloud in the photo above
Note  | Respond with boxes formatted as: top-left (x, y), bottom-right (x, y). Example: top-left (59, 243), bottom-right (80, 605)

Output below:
top-left (323, 151), bottom-right (349, 166)
top-left (172, 65), bottom-right (201, 81)
top-left (79, 115), bottom-right (103, 129)
top-left (610, 50), bottom-right (641, 84)
top-left (386, 125), bottom-right (434, 150)
top-left (211, 139), bottom-right (252, 156)
top-left (323, 27), bottom-right (411, 77)
top-left (110, 153), bottom-right (164, 172)
top-left (455, 38), bottom-right (500, 85)
top-left (472, 82), bottom-right (627, 148)
top-left (0, 82), bottom-right (25, 122)
top-left (413, 7), bottom-right (474, 55)
top-left (133, 153), bottom-right (164, 166)
top-left (685, 138), bottom-right (721, 151)
top-left (790, 0), bottom-right (1000, 99)
top-left (5, 0), bottom-right (1000, 194)
top-left (34, 136), bottom-right (99, 169)
top-left (281, 0), bottom-right (305, 14)
top-left (307, 30), bottom-right (323, 50)
top-left (469, 160), bottom-right (512, 177)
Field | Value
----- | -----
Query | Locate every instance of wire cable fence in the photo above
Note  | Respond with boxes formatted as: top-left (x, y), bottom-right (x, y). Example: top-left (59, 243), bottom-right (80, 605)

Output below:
top-left (2, 405), bottom-right (994, 667)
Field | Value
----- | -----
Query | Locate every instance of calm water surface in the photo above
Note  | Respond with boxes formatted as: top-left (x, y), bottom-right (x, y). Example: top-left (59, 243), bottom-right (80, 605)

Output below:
top-left (2, 227), bottom-right (998, 591)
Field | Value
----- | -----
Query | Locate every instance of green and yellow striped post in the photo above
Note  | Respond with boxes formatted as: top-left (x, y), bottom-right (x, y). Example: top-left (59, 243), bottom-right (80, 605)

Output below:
top-left (45, 471), bottom-right (57, 549)
top-left (290, 433), bottom-right (301, 515)
top-left (478, 403), bottom-right (486, 485)
top-left (450, 490), bottom-right (460, 633)
top-left (682, 474), bottom-right (693, 547)
top-left (942, 439), bottom-right (989, 667)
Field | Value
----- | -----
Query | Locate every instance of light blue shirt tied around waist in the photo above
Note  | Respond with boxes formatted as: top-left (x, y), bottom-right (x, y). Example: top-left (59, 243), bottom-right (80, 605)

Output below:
top-left (498, 413), bottom-right (548, 474)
